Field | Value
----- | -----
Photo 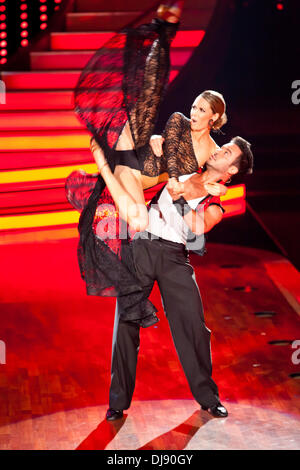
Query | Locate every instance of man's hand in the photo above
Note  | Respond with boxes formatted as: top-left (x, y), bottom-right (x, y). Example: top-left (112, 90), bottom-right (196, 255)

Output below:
top-left (203, 182), bottom-right (228, 197)
top-left (166, 177), bottom-right (185, 200)
top-left (150, 134), bottom-right (165, 157)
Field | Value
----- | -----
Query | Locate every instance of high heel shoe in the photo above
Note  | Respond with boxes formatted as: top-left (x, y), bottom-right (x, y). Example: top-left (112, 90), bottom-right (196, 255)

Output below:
top-left (156, 1), bottom-right (184, 24)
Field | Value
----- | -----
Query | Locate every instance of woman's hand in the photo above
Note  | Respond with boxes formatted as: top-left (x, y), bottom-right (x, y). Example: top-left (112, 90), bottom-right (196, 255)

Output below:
top-left (90, 137), bottom-right (108, 172)
top-left (204, 182), bottom-right (228, 197)
top-left (150, 134), bottom-right (165, 157)
top-left (167, 177), bottom-right (185, 200)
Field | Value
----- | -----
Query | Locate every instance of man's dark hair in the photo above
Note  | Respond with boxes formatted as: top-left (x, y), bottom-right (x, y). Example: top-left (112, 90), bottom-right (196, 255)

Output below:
top-left (231, 136), bottom-right (254, 175)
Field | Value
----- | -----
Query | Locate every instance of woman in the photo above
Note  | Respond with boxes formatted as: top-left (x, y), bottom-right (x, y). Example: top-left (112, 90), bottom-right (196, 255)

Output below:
top-left (89, 89), bottom-right (228, 232)
top-left (66, 1), bottom-right (227, 326)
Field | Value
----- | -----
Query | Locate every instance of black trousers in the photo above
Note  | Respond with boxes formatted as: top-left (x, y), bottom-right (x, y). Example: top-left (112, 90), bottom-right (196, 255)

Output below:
top-left (109, 235), bottom-right (220, 410)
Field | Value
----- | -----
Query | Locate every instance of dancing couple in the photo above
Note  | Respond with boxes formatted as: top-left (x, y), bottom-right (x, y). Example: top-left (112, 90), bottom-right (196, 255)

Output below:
top-left (66, 1), bottom-right (254, 420)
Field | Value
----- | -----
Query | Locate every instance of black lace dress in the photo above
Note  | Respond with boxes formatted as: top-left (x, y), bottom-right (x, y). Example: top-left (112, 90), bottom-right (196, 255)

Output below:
top-left (66, 18), bottom-right (201, 325)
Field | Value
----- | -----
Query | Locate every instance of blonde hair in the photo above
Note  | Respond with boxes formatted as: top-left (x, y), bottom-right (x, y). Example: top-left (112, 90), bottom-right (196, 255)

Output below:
top-left (200, 90), bottom-right (227, 130)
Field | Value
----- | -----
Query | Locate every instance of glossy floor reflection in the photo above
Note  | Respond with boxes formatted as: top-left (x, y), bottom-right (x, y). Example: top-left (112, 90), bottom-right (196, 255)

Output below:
top-left (0, 400), bottom-right (299, 450)
top-left (0, 235), bottom-right (299, 450)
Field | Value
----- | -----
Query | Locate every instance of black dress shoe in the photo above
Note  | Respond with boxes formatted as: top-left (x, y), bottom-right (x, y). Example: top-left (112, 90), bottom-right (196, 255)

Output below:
top-left (201, 402), bottom-right (228, 418)
top-left (106, 408), bottom-right (124, 421)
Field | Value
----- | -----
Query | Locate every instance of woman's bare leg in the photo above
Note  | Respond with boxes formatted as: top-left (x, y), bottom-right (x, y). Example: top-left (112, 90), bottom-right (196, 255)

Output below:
top-left (91, 139), bottom-right (148, 232)
top-left (112, 120), bottom-right (149, 231)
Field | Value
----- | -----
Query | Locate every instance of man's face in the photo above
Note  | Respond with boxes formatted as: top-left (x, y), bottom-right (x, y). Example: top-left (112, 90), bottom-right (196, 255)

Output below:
top-left (206, 142), bottom-right (241, 176)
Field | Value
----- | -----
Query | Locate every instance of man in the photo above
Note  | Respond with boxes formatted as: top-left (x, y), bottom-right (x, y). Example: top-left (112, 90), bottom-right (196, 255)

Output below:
top-left (106, 136), bottom-right (254, 421)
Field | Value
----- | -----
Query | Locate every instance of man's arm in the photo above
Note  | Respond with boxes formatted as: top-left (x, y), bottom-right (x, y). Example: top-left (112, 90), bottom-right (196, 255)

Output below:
top-left (201, 204), bottom-right (224, 232)
top-left (173, 199), bottom-right (223, 235)
top-left (167, 179), bottom-right (223, 235)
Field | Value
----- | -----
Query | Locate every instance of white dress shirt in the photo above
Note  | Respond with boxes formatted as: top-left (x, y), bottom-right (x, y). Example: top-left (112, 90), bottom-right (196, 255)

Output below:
top-left (145, 173), bottom-right (205, 245)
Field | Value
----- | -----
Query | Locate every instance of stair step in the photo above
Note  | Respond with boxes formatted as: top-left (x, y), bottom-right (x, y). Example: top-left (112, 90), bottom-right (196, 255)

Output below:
top-left (30, 51), bottom-right (96, 71)
top-left (0, 149), bottom-right (93, 171)
top-left (1, 68), bottom-right (179, 90)
top-left (1, 71), bottom-right (81, 90)
top-left (66, 11), bottom-right (145, 32)
top-left (0, 179), bottom-right (71, 194)
top-left (50, 31), bottom-right (115, 51)
top-left (0, 69), bottom-right (179, 109)
top-left (0, 187), bottom-right (68, 214)
top-left (67, 10), bottom-right (211, 32)
top-left (30, 49), bottom-right (194, 70)
top-left (75, 0), bottom-right (157, 13)
top-left (0, 208), bottom-right (79, 230)
top-left (0, 202), bottom-right (73, 217)
top-left (0, 111), bottom-right (83, 130)
top-left (0, 162), bottom-right (97, 186)
top-left (50, 30), bottom-right (205, 50)
top-left (0, 130), bottom-right (90, 151)
top-left (2, 91), bottom-right (75, 110)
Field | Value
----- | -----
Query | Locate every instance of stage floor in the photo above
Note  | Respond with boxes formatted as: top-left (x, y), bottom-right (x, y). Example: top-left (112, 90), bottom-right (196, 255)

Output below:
top-left (0, 232), bottom-right (299, 450)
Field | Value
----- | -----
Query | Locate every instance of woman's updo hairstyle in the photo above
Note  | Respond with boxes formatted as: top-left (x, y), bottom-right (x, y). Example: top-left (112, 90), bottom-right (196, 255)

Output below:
top-left (200, 90), bottom-right (227, 130)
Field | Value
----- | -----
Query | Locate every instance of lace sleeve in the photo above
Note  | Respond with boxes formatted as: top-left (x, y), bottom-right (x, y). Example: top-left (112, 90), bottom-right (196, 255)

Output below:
top-left (162, 112), bottom-right (185, 179)
top-left (140, 111), bottom-right (191, 177)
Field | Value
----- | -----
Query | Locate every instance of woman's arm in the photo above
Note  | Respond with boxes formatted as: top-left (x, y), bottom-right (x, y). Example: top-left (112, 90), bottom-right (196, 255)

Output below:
top-left (162, 112), bottom-right (184, 179)
top-left (141, 112), bottom-right (183, 178)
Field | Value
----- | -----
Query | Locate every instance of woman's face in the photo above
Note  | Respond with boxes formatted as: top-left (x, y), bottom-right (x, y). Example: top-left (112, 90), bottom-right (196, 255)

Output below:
top-left (190, 95), bottom-right (219, 131)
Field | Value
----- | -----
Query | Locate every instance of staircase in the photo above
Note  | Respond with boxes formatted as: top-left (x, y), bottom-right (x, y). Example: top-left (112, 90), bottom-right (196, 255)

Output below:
top-left (0, 0), bottom-right (217, 232)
